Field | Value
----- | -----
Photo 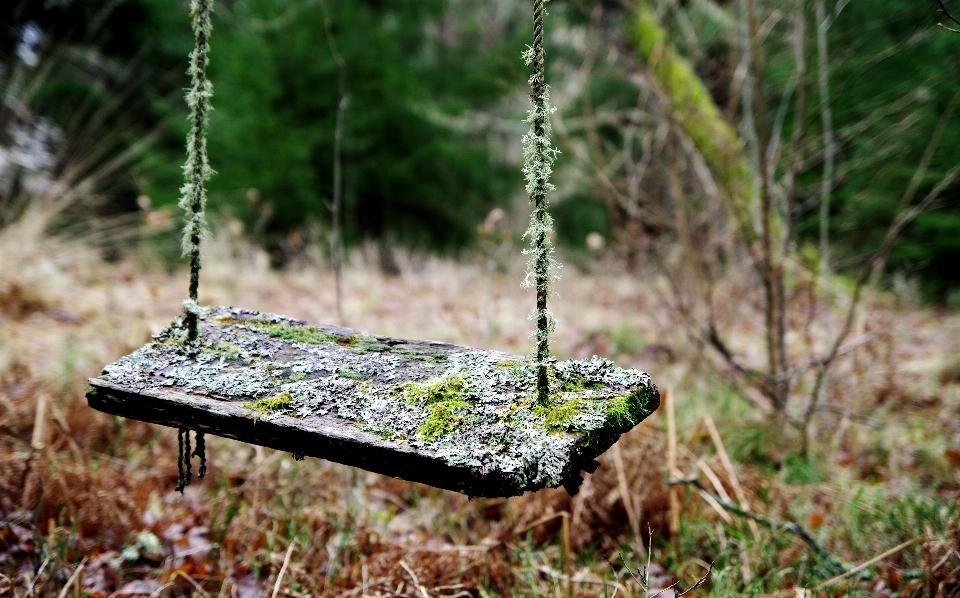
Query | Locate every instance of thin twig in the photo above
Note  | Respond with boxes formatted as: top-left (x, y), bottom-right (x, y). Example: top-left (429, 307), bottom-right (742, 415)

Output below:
top-left (271, 539), bottom-right (297, 598)
top-left (657, 561), bottom-right (712, 597)
top-left (802, 166), bottom-right (960, 454)
top-left (535, 565), bottom-right (623, 589)
top-left (816, 535), bottom-right (924, 588)
top-left (515, 511), bottom-right (568, 536)
top-left (704, 415), bottom-right (761, 540)
top-left (612, 442), bottom-right (643, 555)
top-left (399, 560), bottom-right (430, 598)
top-left (667, 477), bottom-right (847, 575)
top-left (937, 0), bottom-right (960, 28)
top-left (166, 570), bottom-right (212, 598)
top-left (319, 0), bottom-right (347, 326)
top-left (804, 404), bottom-right (883, 429)
top-left (56, 559), bottom-right (87, 598)
top-left (617, 546), bottom-right (713, 597)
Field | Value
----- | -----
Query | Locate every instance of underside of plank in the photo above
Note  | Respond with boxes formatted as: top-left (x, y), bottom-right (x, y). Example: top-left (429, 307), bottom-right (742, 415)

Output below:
top-left (87, 307), bottom-right (659, 497)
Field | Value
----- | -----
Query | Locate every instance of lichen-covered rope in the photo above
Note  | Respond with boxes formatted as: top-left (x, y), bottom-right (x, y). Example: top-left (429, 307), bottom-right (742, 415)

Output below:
top-left (180, 0), bottom-right (215, 345)
top-left (193, 431), bottom-right (206, 479)
top-left (522, 0), bottom-right (560, 405)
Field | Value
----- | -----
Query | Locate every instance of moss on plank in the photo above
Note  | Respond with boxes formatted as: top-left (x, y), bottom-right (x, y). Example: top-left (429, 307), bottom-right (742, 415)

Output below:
top-left (604, 388), bottom-right (652, 428)
top-left (246, 391), bottom-right (294, 420)
top-left (246, 318), bottom-right (364, 346)
top-left (402, 374), bottom-right (468, 405)
top-left (418, 398), bottom-right (471, 441)
top-left (541, 398), bottom-right (588, 433)
top-left (338, 368), bottom-right (363, 380)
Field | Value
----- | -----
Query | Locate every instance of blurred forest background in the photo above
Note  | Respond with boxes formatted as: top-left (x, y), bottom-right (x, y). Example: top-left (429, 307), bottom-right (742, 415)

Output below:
top-left (2, 0), bottom-right (960, 596)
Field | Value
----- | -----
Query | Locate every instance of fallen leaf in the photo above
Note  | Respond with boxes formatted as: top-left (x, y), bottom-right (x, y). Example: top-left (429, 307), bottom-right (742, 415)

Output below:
top-left (945, 448), bottom-right (960, 468)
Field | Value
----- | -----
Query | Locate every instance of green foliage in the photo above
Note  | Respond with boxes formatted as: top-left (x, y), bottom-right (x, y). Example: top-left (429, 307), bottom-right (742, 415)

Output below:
top-left (338, 368), bottom-right (363, 380)
top-left (790, 0), bottom-right (960, 300)
top-left (131, 0), bottom-right (522, 253)
top-left (551, 193), bottom-right (610, 248)
top-left (781, 452), bottom-right (826, 485)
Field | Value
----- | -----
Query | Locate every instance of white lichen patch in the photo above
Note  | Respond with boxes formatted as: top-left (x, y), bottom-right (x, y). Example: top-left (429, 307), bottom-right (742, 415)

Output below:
top-left (97, 307), bottom-right (658, 493)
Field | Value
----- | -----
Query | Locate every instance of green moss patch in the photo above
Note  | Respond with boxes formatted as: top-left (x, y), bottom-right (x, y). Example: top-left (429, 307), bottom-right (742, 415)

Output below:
top-left (402, 374), bottom-right (468, 405)
top-left (404, 375), bottom-right (473, 441)
top-left (204, 341), bottom-right (241, 360)
top-left (418, 398), bottom-right (470, 441)
top-left (335, 334), bottom-right (360, 346)
top-left (338, 368), bottom-right (363, 380)
top-left (246, 391), bottom-right (294, 420)
top-left (604, 390), bottom-right (649, 428)
top-left (540, 398), bottom-right (588, 433)
top-left (247, 319), bottom-right (342, 345)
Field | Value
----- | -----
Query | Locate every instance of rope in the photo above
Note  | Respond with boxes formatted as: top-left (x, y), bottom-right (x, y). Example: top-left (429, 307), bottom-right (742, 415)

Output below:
top-left (193, 431), bottom-right (206, 479)
top-left (180, 0), bottom-right (215, 345)
top-left (522, 0), bottom-right (559, 405)
top-left (176, 429), bottom-right (206, 492)
top-left (184, 428), bottom-right (193, 487)
top-left (175, 428), bottom-right (186, 493)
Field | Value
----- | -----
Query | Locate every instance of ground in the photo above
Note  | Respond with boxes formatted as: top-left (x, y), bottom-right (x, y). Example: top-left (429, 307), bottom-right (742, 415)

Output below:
top-left (1, 230), bottom-right (959, 596)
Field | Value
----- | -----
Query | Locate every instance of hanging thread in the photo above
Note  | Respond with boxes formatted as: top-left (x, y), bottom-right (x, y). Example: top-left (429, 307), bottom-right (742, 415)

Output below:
top-left (193, 431), bottom-right (207, 479)
top-left (185, 428), bottom-right (194, 489)
top-left (522, 0), bottom-right (560, 405)
top-left (180, 0), bottom-right (215, 345)
top-left (176, 428), bottom-right (186, 492)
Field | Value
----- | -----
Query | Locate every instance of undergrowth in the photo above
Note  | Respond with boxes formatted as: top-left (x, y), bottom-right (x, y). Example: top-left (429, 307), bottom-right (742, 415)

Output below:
top-left (1, 233), bottom-right (958, 596)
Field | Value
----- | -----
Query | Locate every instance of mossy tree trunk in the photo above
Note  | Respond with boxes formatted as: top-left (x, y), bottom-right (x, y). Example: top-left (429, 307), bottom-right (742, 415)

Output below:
top-left (625, 0), bottom-right (790, 412)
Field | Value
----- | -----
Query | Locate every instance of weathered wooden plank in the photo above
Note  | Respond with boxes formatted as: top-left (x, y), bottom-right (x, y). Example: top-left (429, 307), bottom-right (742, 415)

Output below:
top-left (86, 307), bottom-right (659, 497)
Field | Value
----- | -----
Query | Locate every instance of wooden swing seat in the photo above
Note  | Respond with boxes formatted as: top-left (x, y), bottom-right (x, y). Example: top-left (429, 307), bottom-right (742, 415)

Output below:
top-left (86, 307), bottom-right (659, 497)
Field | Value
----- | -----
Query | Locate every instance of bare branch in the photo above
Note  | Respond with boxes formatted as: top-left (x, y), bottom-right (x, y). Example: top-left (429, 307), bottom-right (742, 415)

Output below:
top-left (667, 477), bottom-right (847, 575)
top-left (801, 166), bottom-right (960, 453)
top-left (673, 561), bottom-right (713, 597)
top-left (937, 0), bottom-right (960, 28)
top-left (706, 321), bottom-right (769, 389)
top-left (823, 165), bottom-right (959, 369)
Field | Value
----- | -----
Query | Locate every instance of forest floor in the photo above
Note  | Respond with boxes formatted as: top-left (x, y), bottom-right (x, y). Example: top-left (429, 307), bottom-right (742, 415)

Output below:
top-left (1, 225), bottom-right (959, 597)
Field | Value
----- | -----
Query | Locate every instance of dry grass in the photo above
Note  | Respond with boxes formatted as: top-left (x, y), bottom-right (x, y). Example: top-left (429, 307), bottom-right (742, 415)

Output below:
top-left (1, 221), bottom-right (959, 596)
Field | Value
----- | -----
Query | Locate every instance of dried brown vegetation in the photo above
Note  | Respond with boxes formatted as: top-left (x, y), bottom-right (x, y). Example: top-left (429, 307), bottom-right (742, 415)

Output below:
top-left (1, 220), bottom-right (959, 596)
